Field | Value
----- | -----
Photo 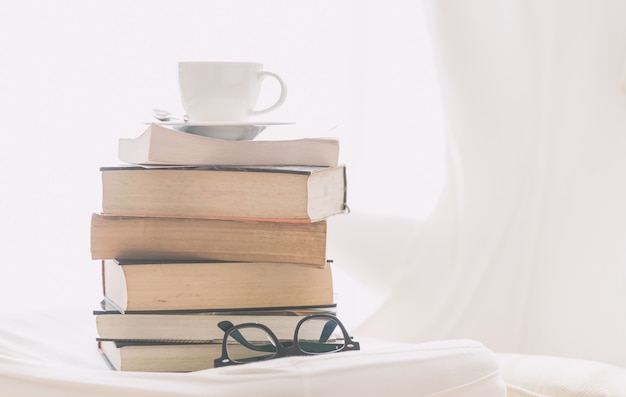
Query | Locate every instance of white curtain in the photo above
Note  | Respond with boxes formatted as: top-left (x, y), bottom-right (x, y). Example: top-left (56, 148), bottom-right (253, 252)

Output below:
top-left (332, 0), bottom-right (626, 365)
top-left (343, 0), bottom-right (626, 367)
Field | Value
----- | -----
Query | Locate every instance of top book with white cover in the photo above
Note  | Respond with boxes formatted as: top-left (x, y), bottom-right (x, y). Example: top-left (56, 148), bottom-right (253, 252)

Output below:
top-left (118, 124), bottom-right (340, 167)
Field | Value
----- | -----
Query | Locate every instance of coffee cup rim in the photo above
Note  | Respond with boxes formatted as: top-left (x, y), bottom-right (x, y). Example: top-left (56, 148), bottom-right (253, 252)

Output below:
top-left (179, 61), bottom-right (263, 66)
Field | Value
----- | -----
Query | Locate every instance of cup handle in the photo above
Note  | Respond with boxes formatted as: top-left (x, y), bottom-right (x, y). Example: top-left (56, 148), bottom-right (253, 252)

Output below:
top-left (250, 71), bottom-right (287, 116)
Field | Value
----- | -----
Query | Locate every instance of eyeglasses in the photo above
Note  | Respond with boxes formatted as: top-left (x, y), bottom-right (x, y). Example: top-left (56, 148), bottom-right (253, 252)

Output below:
top-left (214, 314), bottom-right (360, 367)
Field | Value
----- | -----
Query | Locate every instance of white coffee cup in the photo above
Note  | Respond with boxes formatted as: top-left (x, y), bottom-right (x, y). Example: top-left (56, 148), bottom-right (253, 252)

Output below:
top-left (178, 61), bottom-right (287, 122)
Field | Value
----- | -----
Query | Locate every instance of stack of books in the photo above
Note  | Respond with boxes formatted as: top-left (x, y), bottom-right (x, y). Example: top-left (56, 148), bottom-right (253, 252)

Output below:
top-left (90, 123), bottom-right (347, 372)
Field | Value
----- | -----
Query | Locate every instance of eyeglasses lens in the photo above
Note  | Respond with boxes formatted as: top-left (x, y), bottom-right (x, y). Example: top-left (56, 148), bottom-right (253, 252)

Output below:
top-left (225, 325), bottom-right (278, 363)
top-left (297, 318), bottom-right (345, 354)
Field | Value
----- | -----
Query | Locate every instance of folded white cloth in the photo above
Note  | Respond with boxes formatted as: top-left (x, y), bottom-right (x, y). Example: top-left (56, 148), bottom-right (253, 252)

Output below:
top-left (0, 308), bottom-right (506, 397)
top-left (499, 353), bottom-right (626, 397)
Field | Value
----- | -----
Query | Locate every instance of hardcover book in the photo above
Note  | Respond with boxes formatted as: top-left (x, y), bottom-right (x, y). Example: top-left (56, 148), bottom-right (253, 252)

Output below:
top-left (100, 165), bottom-right (347, 223)
top-left (94, 305), bottom-right (337, 341)
top-left (90, 214), bottom-right (328, 266)
top-left (98, 340), bottom-right (220, 372)
top-left (101, 259), bottom-right (335, 311)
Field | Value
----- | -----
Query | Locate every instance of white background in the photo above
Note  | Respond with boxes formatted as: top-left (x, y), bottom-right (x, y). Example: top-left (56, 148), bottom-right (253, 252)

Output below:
top-left (0, 1), bottom-right (445, 313)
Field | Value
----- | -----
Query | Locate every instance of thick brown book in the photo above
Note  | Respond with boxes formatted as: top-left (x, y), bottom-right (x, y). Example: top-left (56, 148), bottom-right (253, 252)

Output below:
top-left (118, 123), bottom-right (340, 166)
top-left (101, 259), bottom-right (335, 311)
top-left (90, 214), bottom-right (328, 266)
top-left (100, 165), bottom-right (347, 223)
top-left (98, 340), bottom-right (220, 372)
top-left (94, 305), bottom-right (337, 341)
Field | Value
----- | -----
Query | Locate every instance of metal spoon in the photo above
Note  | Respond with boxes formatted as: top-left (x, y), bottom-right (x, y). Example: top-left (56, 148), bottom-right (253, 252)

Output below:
top-left (153, 108), bottom-right (190, 122)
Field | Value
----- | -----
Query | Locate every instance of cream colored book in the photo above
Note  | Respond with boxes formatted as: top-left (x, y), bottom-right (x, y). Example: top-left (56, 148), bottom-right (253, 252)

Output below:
top-left (90, 214), bottom-right (328, 266)
top-left (98, 340), bottom-right (221, 372)
top-left (101, 259), bottom-right (335, 312)
top-left (100, 165), bottom-right (347, 223)
top-left (94, 305), bottom-right (337, 341)
top-left (118, 123), bottom-right (340, 166)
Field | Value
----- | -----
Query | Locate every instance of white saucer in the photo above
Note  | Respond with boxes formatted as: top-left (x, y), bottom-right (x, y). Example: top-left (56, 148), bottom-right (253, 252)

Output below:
top-left (153, 121), bottom-right (294, 127)
top-left (151, 121), bottom-right (294, 141)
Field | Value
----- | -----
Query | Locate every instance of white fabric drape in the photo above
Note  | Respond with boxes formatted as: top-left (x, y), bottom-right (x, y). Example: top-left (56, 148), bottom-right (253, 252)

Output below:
top-left (0, 309), bottom-right (506, 397)
top-left (343, 0), bottom-right (626, 367)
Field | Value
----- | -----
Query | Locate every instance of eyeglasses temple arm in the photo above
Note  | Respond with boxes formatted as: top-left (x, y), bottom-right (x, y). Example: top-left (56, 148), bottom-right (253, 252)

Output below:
top-left (319, 320), bottom-right (338, 342)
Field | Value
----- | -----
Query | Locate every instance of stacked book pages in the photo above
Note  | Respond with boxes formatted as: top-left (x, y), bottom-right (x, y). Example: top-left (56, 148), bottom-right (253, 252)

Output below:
top-left (90, 123), bottom-right (347, 372)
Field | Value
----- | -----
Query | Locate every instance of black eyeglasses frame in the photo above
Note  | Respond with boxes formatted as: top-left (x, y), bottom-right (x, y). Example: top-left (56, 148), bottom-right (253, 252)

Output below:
top-left (214, 313), bottom-right (360, 367)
